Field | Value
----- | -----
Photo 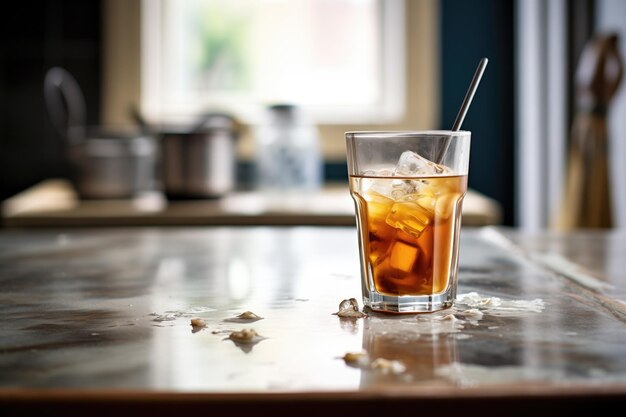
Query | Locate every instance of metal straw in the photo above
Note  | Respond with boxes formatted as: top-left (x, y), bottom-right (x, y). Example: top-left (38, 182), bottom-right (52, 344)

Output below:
top-left (436, 57), bottom-right (488, 164)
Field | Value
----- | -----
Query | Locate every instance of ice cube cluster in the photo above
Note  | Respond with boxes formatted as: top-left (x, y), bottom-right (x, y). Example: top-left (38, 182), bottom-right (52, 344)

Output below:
top-left (366, 151), bottom-right (451, 201)
top-left (363, 152), bottom-right (454, 239)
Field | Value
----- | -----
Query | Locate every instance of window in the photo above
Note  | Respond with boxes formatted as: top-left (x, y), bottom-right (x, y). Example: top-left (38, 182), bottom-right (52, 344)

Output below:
top-left (141, 0), bottom-right (405, 124)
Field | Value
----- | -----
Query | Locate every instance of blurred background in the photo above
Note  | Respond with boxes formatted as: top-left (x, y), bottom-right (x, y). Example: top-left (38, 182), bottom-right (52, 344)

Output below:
top-left (0, 0), bottom-right (624, 229)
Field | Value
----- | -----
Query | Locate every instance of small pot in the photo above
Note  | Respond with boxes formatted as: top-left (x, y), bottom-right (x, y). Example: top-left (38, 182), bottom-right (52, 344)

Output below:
top-left (160, 113), bottom-right (239, 199)
top-left (68, 130), bottom-right (157, 199)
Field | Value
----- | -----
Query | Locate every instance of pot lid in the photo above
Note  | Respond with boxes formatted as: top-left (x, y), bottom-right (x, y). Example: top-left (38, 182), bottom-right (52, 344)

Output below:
top-left (160, 113), bottom-right (241, 136)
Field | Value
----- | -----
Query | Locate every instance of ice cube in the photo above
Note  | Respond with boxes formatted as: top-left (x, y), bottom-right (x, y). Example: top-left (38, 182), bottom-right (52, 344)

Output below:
top-left (386, 200), bottom-right (432, 237)
top-left (384, 184), bottom-right (437, 237)
top-left (403, 185), bottom-right (437, 212)
top-left (362, 176), bottom-right (394, 198)
top-left (338, 298), bottom-right (359, 312)
top-left (364, 191), bottom-right (394, 219)
top-left (388, 240), bottom-right (419, 272)
top-left (391, 179), bottom-right (425, 199)
top-left (393, 151), bottom-right (450, 177)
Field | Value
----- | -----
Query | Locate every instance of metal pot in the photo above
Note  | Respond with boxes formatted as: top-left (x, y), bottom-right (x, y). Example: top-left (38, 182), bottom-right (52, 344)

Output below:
top-left (68, 130), bottom-right (156, 199)
top-left (160, 113), bottom-right (239, 199)
top-left (44, 67), bottom-right (157, 199)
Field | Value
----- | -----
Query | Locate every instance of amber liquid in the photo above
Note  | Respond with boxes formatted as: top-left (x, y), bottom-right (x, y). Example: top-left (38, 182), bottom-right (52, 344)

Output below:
top-left (350, 175), bottom-right (467, 296)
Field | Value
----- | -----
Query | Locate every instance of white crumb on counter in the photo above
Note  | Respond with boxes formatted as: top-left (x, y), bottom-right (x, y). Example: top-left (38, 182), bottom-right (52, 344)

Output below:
top-left (342, 352), bottom-right (370, 367)
top-left (456, 292), bottom-right (545, 315)
top-left (228, 328), bottom-right (261, 343)
top-left (439, 314), bottom-right (460, 322)
top-left (333, 298), bottom-right (367, 318)
top-left (190, 318), bottom-right (207, 328)
top-left (459, 308), bottom-right (484, 319)
top-left (237, 311), bottom-right (263, 320)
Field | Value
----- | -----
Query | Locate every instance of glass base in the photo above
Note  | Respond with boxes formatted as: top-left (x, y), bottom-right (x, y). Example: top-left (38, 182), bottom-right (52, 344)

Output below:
top-left (364, 292), bottom-right (453, 314)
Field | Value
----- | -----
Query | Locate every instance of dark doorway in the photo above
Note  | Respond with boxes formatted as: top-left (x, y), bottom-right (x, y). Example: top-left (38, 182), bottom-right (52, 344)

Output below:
top-left (0, 0), bottom-right (102, 202)
top-left (440, 0), bottom-right (516, 225)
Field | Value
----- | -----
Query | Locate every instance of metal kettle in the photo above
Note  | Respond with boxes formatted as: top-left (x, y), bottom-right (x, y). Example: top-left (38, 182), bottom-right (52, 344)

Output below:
top-left (44, 67), bottom-right (157, 199)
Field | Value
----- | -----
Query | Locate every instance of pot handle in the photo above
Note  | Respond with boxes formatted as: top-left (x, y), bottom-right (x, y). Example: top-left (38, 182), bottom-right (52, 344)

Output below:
top-left (44, 67), bottom-right (87, 145)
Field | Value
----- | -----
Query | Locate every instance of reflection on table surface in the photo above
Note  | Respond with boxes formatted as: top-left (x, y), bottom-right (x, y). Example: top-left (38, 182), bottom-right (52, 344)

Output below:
top-left (0, 227), bottom-right (625, 412)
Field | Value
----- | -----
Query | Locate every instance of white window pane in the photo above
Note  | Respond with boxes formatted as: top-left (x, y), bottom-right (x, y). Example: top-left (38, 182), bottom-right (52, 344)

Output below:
top-left (143, 0), bottom-right (404, 123)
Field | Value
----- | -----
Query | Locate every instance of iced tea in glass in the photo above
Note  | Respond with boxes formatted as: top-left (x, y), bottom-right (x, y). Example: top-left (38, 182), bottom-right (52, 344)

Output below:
top-left (346, 131), bottom-right (470, 313)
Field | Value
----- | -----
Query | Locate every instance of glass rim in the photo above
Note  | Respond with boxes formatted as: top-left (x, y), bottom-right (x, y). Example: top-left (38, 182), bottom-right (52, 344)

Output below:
top-left (345, 130), bottom-right (470, 138)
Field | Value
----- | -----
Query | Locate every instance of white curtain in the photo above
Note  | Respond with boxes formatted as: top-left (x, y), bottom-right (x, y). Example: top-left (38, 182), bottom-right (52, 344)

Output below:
top-left (516, 0), bottom-right (567, 231)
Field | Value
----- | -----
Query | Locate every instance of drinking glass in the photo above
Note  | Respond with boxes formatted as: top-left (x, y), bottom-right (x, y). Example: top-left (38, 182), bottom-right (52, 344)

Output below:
top-left (346, 131), bottom-right (470, 313)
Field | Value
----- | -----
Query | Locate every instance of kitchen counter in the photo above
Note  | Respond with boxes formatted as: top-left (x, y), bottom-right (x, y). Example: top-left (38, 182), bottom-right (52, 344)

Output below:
top-left (1, 226), bottom-right (625, 415)
top-left (1, 179), bottom-right (502, 227)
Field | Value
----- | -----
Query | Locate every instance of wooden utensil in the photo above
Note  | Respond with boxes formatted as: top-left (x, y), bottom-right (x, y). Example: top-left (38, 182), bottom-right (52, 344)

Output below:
top-left (555, 33), bottom-right (623, 229)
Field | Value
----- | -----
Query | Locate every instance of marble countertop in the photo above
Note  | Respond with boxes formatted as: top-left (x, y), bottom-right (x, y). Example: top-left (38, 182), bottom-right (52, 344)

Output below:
top-left (1, 226), bottom-right (625, 415)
